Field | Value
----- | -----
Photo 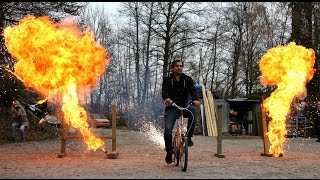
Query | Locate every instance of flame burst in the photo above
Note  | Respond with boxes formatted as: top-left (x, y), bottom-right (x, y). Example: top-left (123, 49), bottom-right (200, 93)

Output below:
top-left (4, 15), bottom-right (111, 151)
top-left (259, 42), bottom-right (315, 157)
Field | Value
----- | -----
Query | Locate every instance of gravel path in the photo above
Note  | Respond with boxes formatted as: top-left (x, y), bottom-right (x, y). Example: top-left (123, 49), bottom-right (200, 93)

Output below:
top-left (0, 129), bottom-right (320, 179)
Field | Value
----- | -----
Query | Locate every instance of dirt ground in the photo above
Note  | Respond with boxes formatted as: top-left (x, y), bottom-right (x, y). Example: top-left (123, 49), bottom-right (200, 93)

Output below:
top-left (1, 128), bottom-right (320, 179)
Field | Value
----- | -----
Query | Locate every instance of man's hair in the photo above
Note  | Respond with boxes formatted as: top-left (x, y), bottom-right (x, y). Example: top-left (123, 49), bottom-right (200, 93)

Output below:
top-left (171, 59), bottom-right (184, 69)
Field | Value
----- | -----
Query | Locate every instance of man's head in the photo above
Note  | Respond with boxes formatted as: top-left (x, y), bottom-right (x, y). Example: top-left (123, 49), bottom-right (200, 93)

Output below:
top-left (12, 100), bottom-right (21, 109)
top-left (170, 59), bottom-right (184, 75)
top-left (316, 101), bottom-right (320, 108)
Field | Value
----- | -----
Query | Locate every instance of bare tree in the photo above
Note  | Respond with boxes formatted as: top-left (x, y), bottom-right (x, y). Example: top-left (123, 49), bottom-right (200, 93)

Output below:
top-left (145, 2), bottom-right (205, 78)
top-left (140, 2), bottom-right (155, 106)
top-left (242, 3), bottom-right (269, 98)
top-left (77, 2), bottom-right (301, 127)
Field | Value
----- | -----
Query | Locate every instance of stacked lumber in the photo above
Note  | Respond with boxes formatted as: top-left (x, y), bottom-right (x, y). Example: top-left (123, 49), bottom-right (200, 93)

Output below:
top-left (201, 84), bottom-right (218, 137)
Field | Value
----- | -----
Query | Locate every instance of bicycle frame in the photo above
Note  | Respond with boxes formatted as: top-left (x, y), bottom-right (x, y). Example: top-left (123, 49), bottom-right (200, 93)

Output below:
top-left (171, 102), bottom-right (193, 172)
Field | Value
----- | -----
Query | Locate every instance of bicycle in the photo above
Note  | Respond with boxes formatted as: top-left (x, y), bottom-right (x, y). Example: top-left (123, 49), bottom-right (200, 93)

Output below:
top-left (170, 102), bottom-right (194, 172)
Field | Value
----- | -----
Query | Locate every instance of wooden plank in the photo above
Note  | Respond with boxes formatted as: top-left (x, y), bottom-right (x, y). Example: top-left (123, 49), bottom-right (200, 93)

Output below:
top-left (207, 90), bottom-right (218, 137)
top-left (206, 90), bottom-right (214, 136)
top-left (202, 84), bottom-right (212, 136)
top-left (204, 97), bottom-right (213, 136)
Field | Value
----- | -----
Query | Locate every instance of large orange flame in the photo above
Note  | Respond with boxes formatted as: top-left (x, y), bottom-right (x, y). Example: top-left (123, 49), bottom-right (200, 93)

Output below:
top-left (4, 15), bottom-right (111, 151)
top-left (259, 42), bottom-right (315, 157)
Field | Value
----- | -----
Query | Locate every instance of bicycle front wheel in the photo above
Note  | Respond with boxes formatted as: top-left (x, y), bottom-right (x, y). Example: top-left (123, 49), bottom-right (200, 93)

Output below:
top-left (173, 136), bottom-right (179, 166)
top-left (179, 136), bottom-right (188, 171)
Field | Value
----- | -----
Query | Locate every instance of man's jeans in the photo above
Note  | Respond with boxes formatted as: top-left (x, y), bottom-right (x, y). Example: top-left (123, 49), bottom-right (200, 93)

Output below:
top-left (163, 106), bottom-right (197, 153)
top-left (11, 122), bottom-right (27, 140)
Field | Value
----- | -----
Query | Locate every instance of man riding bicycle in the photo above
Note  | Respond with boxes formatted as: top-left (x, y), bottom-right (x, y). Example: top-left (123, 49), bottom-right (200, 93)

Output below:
top-left (161, 59), bottom-right (200, 164)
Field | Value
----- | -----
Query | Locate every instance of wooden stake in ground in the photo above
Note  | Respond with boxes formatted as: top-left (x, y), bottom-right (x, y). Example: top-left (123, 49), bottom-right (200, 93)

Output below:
top-left (260, 98), bottom-right (271, 157)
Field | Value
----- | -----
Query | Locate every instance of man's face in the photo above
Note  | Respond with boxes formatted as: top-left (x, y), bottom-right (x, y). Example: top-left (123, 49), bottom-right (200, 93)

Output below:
top-left (316, 102), bottom-right (320, 109)
top-left (172, 61), bottom-right (183, 75)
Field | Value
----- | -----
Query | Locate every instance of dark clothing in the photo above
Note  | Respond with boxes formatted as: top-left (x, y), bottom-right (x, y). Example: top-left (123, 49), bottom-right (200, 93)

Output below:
top-left (311, 107), bottom-right (320, 141)
top-left (161, 73), bottom-right (199, 153)
top-left (162, 73), bottom-right (199, 107)
top-left (163, 105), bottom-right (197, 153)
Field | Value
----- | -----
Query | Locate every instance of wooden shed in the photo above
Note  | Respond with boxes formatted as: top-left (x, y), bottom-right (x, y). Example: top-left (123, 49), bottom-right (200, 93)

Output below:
top-left (214, 98), bottom-right (262, 136)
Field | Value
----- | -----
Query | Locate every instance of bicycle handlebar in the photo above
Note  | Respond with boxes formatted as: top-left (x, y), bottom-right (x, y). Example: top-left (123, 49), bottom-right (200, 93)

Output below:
top-left (170, 102), bottom-right (193, 110)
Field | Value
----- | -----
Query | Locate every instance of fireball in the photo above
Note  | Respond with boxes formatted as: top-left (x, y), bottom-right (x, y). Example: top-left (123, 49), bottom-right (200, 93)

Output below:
top-left (4, 15), bottom-right (111, 151)
top-left (259, 42), bottom-right (315, 157)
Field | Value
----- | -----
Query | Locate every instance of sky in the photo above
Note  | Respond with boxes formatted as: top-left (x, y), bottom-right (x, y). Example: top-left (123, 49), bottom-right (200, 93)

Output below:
top-left (89, 2), bottom-right (121, 15)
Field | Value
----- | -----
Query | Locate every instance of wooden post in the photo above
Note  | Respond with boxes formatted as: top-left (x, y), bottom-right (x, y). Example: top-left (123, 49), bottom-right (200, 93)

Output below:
top-left (111, 104), bottom-right (117, 151)
top-left (260, 97), bottom-right (272, 156)
top-left (214, 104), bottom-right (225, 158)
top-left (58, 120), bottom-right (68, 158)
top-left (58, 105), bottom-right (118, 158)
top-left (105, 104), bottom-right (119, 159)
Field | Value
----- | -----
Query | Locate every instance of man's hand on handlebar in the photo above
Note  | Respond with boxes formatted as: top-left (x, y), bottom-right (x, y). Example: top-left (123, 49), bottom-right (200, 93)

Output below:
top-left (164, 98), bottom-right (173, 106)
top-left (192, 100), bottom-right (200, 107)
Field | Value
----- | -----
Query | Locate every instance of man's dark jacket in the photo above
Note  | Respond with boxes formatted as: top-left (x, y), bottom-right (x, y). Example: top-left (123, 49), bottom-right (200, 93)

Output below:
top-left (162, 73), bottom-right (199, 108)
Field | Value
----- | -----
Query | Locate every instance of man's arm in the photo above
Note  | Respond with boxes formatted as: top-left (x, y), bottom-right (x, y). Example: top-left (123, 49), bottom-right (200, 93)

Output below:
top-left (18, 107), bottom-right (27, 117)
top-left (11, 106), bottom-right (19, 117)
top-left (161, 77), bottom-right (173, 106)
top-left (161, 77), bottom-right (170, 100)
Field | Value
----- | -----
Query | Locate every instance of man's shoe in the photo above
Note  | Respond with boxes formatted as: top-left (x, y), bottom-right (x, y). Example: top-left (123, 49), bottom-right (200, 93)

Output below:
top-left (165, 152), bottom-right (173, 164)
top-left (188, 137), bottom-right (194, 147)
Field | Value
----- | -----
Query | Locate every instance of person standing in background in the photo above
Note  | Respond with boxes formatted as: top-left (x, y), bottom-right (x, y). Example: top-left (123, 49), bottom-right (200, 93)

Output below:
top-left (10, 100), bottom-right (29, 142)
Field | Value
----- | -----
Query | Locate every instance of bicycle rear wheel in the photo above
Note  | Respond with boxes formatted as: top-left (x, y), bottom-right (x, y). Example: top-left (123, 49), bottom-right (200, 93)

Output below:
top-left (179, 136), bottom-right (188, 171)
